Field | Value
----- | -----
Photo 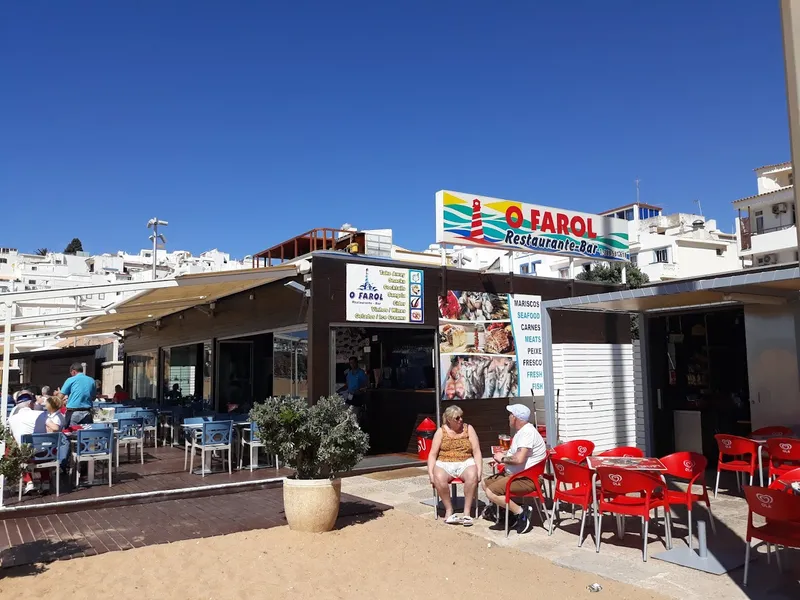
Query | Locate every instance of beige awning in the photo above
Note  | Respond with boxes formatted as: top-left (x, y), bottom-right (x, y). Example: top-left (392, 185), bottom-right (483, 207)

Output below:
top-left (64, 265), bottom-right (299, 336)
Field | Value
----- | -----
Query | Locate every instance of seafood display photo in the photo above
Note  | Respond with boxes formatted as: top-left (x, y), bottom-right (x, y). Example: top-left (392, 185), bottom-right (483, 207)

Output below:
top-left (441, 355), bottom-right (518, 401)
top-left (438, 291), bottom-right (510, 321)
top-left (439, 289), bottom-right (518, 400)
top-left (439, 322), bottom-right (515, 355)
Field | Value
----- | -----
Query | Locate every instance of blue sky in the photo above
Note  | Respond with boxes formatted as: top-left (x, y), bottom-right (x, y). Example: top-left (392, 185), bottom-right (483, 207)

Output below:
top-left (1, 1), bottom-right (790, 259)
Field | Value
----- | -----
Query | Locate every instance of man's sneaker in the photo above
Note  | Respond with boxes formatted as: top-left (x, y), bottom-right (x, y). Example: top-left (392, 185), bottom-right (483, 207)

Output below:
top-left (481, 504), bottom-right (498, 522)
top-left (515, 506), bottom-right (534, 534)
top-left (489, 510), bottom-right (517, 531)
top-left (23, 481), bottom-right (35, 495)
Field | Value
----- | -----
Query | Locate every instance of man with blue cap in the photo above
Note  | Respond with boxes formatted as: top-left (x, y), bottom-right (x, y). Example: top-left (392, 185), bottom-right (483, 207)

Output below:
top-left (481, 403), bottom-right (547, 534)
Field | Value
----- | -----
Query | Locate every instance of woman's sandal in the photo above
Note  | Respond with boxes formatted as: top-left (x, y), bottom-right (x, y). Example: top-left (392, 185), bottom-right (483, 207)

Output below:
top-left (444, 514), bottom-right (462, 525)
top-left (461, 516), bottom-right (473, 527)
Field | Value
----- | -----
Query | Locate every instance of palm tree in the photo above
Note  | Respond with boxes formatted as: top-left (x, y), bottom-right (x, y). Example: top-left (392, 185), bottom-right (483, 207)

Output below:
top-left (35, 248), bottom-right (49, 256)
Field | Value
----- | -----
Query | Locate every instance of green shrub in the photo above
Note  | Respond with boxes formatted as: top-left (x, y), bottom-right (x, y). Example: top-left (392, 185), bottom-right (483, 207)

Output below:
top-left (0, 422), bottom-right (33, 483)
top-left (250, 395), bottom-right (369, 480)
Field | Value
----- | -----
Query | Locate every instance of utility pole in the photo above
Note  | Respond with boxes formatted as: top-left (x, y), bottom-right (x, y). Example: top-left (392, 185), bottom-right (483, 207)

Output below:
top-left (635, 178), bottom-right (640, 205)
top-left (146, 218), bottom-right (168, 280)
top-left (780, 0), bottom-right (800, 251)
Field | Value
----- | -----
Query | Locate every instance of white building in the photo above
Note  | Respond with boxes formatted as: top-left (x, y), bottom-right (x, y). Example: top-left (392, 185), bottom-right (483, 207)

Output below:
top-left (0, 246), bottom-right (250, 353)
top-left (734, 161), bottom-right (797, 268)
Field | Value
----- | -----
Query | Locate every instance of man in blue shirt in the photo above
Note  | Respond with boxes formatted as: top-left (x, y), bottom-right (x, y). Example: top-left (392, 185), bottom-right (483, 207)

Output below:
top-left (56, 362), bottom-right (96, 427)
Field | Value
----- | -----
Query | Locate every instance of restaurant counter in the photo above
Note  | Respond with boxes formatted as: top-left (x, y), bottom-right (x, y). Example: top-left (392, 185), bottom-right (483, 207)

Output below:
top-left (362, 388), bottom-right (436, 455)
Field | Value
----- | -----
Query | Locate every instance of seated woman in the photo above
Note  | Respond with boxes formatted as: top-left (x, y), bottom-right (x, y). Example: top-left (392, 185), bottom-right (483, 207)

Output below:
top-left (45, 396), bottom-right (65, 432)
top-left (112, 385), bottom-right (130, 403)
top-left (427, 405), bottom-right (482, 526)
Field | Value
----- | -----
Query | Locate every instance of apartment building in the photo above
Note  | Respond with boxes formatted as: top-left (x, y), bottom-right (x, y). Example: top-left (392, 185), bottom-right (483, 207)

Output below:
top-left (735, 161), bottom-right (797, 268)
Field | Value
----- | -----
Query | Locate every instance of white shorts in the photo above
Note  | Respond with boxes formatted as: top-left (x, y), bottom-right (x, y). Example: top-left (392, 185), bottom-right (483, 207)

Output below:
top-left (435, 458), bottom-right (476, 479)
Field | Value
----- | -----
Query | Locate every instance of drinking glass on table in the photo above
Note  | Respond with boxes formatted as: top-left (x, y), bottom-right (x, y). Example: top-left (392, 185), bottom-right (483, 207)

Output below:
top-left (498, 434), bottom-right (511, 451)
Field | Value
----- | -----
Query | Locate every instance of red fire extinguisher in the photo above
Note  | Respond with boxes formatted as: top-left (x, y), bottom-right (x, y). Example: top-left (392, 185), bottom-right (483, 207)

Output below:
top-left (416, 418), bottom-right (437, 460)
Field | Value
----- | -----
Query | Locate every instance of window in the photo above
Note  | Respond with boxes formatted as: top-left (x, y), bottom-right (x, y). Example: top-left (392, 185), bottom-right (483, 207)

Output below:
top-left (790, 172), bottom-right (794, 186)
top-left (638, 207), bottom-right (658, 219)
top-left (28, 279), bottom-right (36, 285)
top-left (625, 208), bottom-right (634, 221)
top-left (31, 266), bottom-right (37, 271)
top-left (654, 248), bottom-right (669, 263)
top-left (126, 351), bottom-right (158, 401)
top-left (716, 248), bottom-right (724, 256)
top-left (0, 258), bottom-right (6, 264)
top-left (520, 264), bottom-right (530, 275)
top-left (630, 254), bottom-right (638, 266)
top-left (582, 264), bottom-right (591, 273)
top-left (754, 210), bottom-right (764, 234)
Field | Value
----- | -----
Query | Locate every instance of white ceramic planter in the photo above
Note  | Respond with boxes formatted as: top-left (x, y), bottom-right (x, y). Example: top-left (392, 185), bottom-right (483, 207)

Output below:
top-left (283, 477), bottom-right (342, 532)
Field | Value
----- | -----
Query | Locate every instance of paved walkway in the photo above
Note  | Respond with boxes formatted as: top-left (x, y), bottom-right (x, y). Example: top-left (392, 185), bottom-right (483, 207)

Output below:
top-left (341, 464), bottom-right (800, 600)
top-left (0, 485), bottom-right (390, 568)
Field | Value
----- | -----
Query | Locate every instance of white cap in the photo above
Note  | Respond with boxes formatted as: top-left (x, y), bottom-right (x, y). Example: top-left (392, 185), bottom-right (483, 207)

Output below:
top-left (506, 403), bottom-right (530, 422)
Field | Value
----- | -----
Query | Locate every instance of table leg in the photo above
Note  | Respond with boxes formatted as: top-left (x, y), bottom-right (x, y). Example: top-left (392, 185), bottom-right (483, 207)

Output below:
top-left (758, 447), bottom-right (764, 487)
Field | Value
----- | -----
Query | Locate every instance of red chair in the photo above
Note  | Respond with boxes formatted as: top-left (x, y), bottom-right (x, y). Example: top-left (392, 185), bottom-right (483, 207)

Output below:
top-left (595, 467), bottom-right (672, 561)
top-left (503, 458), bottom-right (549, 537)
top-left (714, 434), bottom-right (760, 498)
top-left (742, 486), bottom-right (800, 586)
top-left (765, 438), bottom-right (800, 483)
top-left (548, 458), bottom-right (594, 546)
top-left (660, 452), bottom-right (716, 544)
top-left (752, 426), bottom-right (794, 436)
top-left (432, 477), bottom-right (476, 520)
top-left (598, 446), bottom-right (645, 458)
top-left (543, 440), bottom-right (595, 495)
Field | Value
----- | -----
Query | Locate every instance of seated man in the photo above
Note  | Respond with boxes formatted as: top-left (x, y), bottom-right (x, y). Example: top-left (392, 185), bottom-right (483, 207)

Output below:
top-left (8, 395), bottom-right (48, 495)
top-left (480, 404), bottom-right (547, 534)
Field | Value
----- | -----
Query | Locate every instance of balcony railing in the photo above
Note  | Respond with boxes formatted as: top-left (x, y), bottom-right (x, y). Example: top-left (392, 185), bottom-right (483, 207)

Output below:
top-left (751, 223), bottom-right (796, 235)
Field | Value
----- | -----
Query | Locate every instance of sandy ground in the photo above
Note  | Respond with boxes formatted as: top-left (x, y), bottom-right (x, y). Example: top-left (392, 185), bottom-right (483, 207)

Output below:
top-left (0, 510), bottom-right (670, 600)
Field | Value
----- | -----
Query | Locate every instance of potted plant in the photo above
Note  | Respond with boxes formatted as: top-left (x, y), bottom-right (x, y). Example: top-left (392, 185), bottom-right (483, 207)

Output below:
top-left (250, 394), bottom-right (369, 533)
top-left (0, 421), bottom-right (34, 491)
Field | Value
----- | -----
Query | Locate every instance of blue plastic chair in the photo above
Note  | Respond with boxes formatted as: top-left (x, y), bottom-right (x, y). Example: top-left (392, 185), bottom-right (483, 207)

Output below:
top-left (72, 427), bottom-right (114, 487)
top-left (183, 416), bottom-right (211, 470)
top-left (135, 410), bottom-right (158, 447)
top-left (190, 420), bottom-right (234, 477)
top-left (116, 417), bottom-right (145, 467)
top-left (18, 432), bottom-right (65, 499)
top-left (238, 421), bottom-right (278, 472)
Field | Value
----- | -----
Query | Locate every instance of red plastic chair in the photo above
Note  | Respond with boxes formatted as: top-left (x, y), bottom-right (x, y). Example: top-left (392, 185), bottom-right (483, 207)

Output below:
top-left (548, 458), bottom-right (594, 546)
top-left (742, 486), bottom-right (800, 586)
top-left (714, 434), bottom-right (759, 498)
top-left (598, 446), bottom-right (645, 458)
top-left (543, 440), bottom-right (595, 495)
top-left (432, 477), bottom-right (477, 519)
top-left (765, 438), bottom-right (800, 483)
top-left (660, 452), bottom-right (716, 543)
top-left (752, 426), bottom-right (794, 436)
top-left (595, 467), bottom-right (672, 561)
top-left (503, 458), bottom-right (549, 537)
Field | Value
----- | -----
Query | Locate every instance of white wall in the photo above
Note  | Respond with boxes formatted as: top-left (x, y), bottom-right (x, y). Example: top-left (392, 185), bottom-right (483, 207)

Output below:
top-left (552, 343), bottom-right (645, 451)
top-left (744, 304), bottom-right (800, 430)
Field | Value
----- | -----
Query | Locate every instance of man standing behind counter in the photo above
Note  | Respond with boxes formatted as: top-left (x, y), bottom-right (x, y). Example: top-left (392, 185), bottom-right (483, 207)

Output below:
top-left (56, 362), bottom-right (96, 427)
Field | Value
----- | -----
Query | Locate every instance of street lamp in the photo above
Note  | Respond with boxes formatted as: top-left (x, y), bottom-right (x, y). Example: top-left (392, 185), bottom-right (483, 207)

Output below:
top-left (147, 218), bottom-right (168, 280)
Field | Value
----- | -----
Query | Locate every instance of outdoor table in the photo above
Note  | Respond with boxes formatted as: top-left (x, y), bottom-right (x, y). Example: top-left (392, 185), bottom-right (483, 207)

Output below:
top-left (586, 456), bottom-right (667, 540)
top-left (182, 421), bottom-right (250, 475)
top-left (749, 433), bottom-right (791, 488)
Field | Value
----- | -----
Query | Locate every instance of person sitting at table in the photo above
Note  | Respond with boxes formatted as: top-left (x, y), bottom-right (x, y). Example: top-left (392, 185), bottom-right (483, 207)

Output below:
top-left (8, 395), bottom-right (49, 495)
top-left (45, 396), bottom-right (65, 432)
top-left (112, 384), bottom-right (130, 403)
top-left (9, 389), bottom-right (37, 417)
top-left (480, 404), bottom-right (547, 535)
top-left (427, 405), bottom-right (482, 526)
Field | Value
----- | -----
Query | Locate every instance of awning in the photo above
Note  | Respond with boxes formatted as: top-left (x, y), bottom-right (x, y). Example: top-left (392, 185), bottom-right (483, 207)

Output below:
top-left (64, 264), bottom-right (299, 336)
top-left (542, 264), bottom-right (800, 314)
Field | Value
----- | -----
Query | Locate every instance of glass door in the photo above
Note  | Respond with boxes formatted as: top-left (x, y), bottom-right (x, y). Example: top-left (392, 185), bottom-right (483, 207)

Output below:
top-left (273, 329), bottom-right (308, 398)
top-left (216, 340), bottom-right (254, 412)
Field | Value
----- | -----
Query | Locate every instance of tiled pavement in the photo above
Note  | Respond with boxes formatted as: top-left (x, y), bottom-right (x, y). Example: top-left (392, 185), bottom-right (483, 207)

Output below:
top-left (0, 485), bottom-right (391, 568)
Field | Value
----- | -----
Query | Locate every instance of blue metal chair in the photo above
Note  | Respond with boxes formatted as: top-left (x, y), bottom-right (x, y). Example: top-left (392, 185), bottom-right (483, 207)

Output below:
top-left (72, 427), bottom-right (114, 487)
top-left (238, 421), bottom-right (278, 472)
top-left (135, 410), bottom-right (158, 447)
top-left (18, 433), bottom-right (66, 499)
top-left (183, 416), bottom-right (212, 470)
top-left (116, 417), bottom-right (145, 467)
top-left (190, 420), bottom-right (234, 477)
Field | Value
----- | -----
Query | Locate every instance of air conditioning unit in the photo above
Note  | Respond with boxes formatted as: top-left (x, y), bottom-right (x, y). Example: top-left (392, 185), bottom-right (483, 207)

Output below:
top-left (758, 253), bottom-right (779, 266)
top-left (772, 203), bottom-right (788, 214)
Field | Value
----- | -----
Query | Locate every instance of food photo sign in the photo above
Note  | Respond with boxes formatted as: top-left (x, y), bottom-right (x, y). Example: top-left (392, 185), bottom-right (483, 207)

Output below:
top-left (439, 291), bottom-right (543, 400)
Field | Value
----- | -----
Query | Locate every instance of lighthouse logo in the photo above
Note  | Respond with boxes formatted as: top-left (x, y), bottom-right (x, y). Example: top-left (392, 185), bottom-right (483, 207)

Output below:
top-left (358, 268), bottom-right (378, 293)
top-left (469, 199), bottom-right (484, 241)
top-left (350, 268), bottom-right (382, 301)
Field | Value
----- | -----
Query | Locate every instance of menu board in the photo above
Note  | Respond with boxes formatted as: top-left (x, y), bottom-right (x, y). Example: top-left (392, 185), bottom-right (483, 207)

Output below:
top-left (346, 263), bottom-right (424, 323)
top-left (438, 291), bottom-right (543, 400)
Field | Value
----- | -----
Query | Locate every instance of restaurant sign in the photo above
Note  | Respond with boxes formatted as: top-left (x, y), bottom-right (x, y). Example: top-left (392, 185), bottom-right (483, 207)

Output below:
top-left (346, 263), bottom-right (424, 324)
top-left (436, 190), bottom-right (630, 262)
